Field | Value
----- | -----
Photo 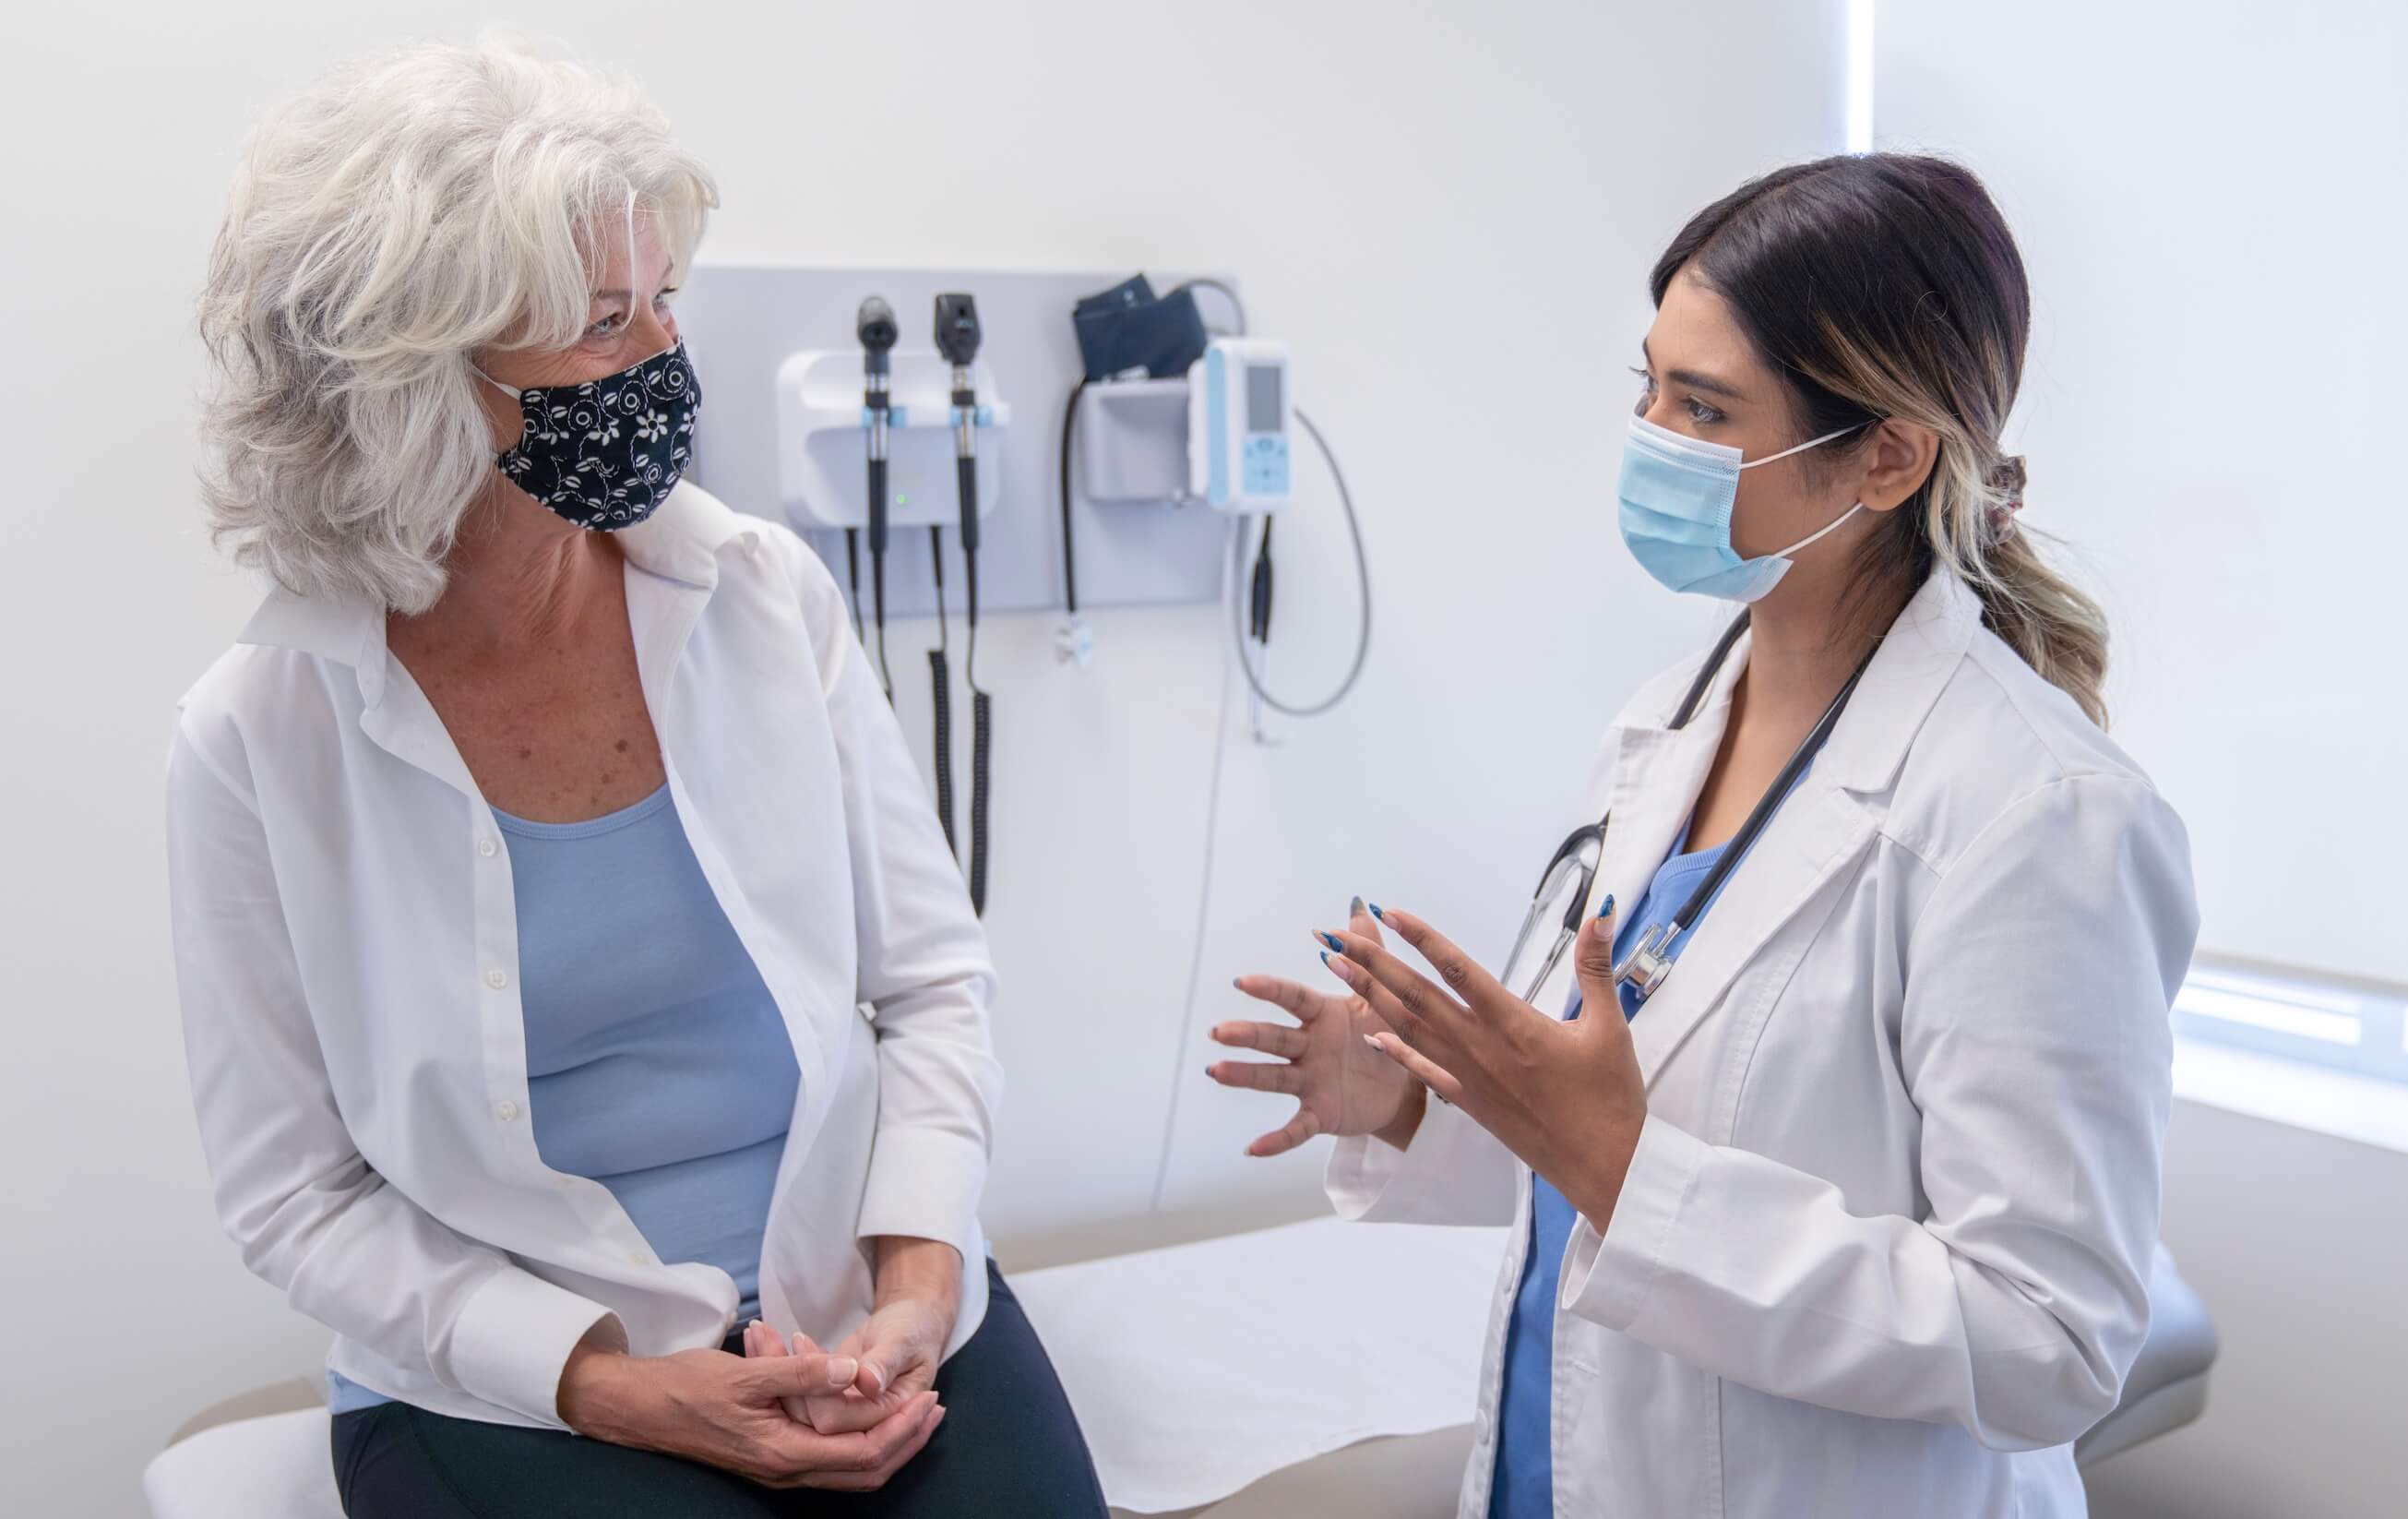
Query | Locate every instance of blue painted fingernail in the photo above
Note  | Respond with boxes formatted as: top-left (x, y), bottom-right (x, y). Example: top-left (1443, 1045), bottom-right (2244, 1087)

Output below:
top-left (1349, 895), bottom-right (1365, 916)
top-left (1319, 950), bottom-right (1330, 968)
top-left (1597, 894), bottom-right (1616, 919)
top-left (1367, 903), bottom-right (1386, 920)
top-left (1318, 931), bottom-right (1344, 952)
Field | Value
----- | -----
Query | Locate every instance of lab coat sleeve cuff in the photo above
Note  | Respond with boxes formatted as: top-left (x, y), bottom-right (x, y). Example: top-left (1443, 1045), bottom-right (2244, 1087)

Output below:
top-left (1327, 1096), bottom-right (1513, 1226)
top-left (1327, 1107), bottom-right (1440, 1220)
top-left (446, 1266), bottom-right (620, 1429)
top-left (1558, 1113), bottom-right (1707, 1332)
top-left (855, 1124), bottom-right (989, 1268)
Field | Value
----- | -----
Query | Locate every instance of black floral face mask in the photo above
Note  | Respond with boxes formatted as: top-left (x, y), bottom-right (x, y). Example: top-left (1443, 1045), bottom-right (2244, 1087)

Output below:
top-left (484, 341), bottom-right (701, 531)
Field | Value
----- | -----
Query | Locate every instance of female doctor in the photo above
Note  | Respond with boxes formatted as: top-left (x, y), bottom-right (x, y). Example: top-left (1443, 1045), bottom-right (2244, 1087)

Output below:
top-left (1207, 153), bottom-right (2197, 1519)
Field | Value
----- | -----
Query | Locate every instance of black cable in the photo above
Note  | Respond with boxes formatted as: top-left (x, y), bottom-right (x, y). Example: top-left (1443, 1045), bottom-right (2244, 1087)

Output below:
top-left (948, 352), bottom-right (992, 918)
top-left (928, 526), bottom-right (956, 857)
top-left (967, 550), bottom-right (991, 916)
top-left (1170, 278), bottom-right (1248, 339)
top-left (1057, 377), bottom-right (1087, 616)
top-left (1228, 406), bottom-right (1371, 717)
top-left (858, 297), bottom-right (897, 700)
top-left (1247, 515), bottom-right (1274, 643)
top-left (844, 529), bottom-right (864, 643)
top-left (867, 456), bottom-right (893, 700)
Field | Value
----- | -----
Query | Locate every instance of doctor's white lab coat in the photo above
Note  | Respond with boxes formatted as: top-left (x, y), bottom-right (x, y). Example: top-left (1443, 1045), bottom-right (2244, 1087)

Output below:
top-left (1329, 572), bottom-right (2196, 1519)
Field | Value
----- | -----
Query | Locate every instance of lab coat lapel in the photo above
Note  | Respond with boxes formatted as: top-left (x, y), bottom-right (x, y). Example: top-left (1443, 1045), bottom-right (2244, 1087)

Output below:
top-left (1618, 573), bottom-right (1981, 1085)
top-left (1621, 777), bottom-right (1874, 1086)
top-left (1589, 725), bottom-right (1722, 982)
top-left (1565, 648), bottom-right (1746, 1017)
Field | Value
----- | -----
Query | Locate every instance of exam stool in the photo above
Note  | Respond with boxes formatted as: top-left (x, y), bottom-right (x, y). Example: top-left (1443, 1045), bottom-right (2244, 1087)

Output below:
top-left (144, 1234), bottom-right (2216, 1518)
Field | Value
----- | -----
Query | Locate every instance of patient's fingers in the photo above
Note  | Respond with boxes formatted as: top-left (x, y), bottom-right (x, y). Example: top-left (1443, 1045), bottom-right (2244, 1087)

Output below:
top-left (1248, 1105), bottom-right (1322, 1158)
top-left (1206, 1059), bottom-right (1305, 1095)
top-left (1231, 974), bottom-right (1324, 1023)
top-left (1210, 1020), bottom-right (1307, 1059)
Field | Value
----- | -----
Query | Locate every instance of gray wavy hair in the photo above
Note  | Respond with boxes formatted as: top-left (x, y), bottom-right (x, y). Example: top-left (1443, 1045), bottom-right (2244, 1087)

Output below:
top-left (197, 35), bottom-right (718, 613)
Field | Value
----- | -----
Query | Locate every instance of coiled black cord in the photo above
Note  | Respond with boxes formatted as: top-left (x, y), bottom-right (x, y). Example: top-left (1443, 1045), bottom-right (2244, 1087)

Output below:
top-left (1057, 378), bottom-right (1087, 616)
top-left (844, 528), bottom-right (864, 643)
top-left (928, 527), bottom-right (956, 856)
top-left (966, 550), bottom-right (991, 916)
top-left (867, 457), bottom-right (894, 700)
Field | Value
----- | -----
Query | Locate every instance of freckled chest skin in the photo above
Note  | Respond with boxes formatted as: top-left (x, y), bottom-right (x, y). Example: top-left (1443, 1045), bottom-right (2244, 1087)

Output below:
top-left (387, 561), bottom-right (666, 824)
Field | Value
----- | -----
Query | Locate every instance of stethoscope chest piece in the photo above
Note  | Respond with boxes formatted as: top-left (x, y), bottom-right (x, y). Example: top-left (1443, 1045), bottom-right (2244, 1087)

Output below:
top-left (1614, 921), bottom-right (1678, 1003)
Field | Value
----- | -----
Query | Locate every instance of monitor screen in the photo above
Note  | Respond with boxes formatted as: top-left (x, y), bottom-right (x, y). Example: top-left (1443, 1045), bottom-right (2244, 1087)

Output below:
top-left (1246, 365), bottom-right (1282, 434)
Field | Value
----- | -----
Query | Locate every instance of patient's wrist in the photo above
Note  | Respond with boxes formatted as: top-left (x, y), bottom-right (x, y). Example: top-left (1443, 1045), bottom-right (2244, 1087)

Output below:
top-left (870, 1235), bottom-right (963, 1312)
top-left (557, 1330), bottom-right (643, 1440)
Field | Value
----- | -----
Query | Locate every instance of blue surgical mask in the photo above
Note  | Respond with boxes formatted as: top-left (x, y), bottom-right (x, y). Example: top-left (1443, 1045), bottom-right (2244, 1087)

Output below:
top-left (477, 340), bottom-right (700, 531)
top-left (1617, 413), bottom-right (1866, 602)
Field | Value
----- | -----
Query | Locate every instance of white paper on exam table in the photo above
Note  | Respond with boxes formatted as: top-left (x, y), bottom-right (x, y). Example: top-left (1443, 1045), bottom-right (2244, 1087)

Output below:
top-left (1010, 1216), bottom-right (1509, 1514)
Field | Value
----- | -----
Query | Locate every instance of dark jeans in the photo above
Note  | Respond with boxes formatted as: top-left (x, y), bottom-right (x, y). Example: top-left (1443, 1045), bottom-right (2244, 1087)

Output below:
top-left (330, 1263), bottom-right (1108, 1519)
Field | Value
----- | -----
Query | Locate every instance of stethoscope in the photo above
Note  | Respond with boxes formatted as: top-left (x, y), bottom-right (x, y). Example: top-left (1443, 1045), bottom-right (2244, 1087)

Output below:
top-left (1500, 612), bottom-right (1876, 1009)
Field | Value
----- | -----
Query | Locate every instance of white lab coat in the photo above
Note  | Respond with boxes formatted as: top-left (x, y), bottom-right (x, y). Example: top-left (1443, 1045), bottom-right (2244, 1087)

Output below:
top-left (1328, 571), bottom-right (2195, 1519)
top-left (166, 484), bottom-right (1001, 1430)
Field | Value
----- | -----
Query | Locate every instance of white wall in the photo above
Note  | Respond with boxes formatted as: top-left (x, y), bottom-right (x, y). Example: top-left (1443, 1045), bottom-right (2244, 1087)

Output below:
top-left (1877, 0), bottom-right (2407, 984)
top-left (1877, 4), bottom-right (2408, 1514)
top-left (0, 3), bottom-right (1842, 1513)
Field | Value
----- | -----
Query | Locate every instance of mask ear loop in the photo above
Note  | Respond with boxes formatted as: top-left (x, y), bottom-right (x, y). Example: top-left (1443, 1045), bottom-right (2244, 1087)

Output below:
top-left (1736, 420), bottom-right (1870, 471)
top-left (1768, 500), bottom-right (1866, 560)
top-left (1738, 419), bottom-right (1875, 559)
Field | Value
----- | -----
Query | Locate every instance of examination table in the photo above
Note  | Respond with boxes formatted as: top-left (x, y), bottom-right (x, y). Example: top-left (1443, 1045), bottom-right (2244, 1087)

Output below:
top-left (144, 1219), bottom-right (2218, 1518)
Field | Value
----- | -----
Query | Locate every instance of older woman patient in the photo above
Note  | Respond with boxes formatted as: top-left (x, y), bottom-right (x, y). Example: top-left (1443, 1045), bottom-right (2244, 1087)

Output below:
top-left (172, 38), bottom-right (1106, 1518)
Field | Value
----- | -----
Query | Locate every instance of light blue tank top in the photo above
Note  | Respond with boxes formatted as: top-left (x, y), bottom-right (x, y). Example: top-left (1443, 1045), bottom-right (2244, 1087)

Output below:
top-left (328, 783), bottom-right (800, 1413)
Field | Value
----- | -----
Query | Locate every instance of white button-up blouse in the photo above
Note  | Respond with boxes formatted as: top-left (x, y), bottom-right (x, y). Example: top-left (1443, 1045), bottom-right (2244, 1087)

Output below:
top-left (166, 484), bottom-right (1002, 1430)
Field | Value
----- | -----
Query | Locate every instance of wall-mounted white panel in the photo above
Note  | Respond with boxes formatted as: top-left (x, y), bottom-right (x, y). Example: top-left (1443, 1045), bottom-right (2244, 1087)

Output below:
top-left (674, 265), bottom-right (1234, 618)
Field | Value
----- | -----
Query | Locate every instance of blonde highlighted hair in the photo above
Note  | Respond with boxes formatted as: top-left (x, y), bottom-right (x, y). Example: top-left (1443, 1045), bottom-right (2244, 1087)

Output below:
top-left (1651, 154), bottom-right (2111, 726)
top-left (197, 34), bottom-right (718, 612)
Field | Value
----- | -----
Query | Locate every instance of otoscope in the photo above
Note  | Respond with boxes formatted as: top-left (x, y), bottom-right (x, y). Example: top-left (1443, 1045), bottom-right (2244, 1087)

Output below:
top-left (856, 294), bottom-right (898, 697)
top-left (934, 293), bottom-right (992, 914)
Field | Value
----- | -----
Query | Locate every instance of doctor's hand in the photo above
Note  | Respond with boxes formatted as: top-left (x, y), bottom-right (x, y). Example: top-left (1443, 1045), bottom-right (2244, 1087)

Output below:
top-left (1210, 898), bottom-right (1425, 1156)
top-left (1320, 903), bottom-right (1649, 1230)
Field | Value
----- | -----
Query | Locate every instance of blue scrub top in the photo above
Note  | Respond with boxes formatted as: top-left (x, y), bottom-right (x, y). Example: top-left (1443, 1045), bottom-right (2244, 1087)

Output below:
top-left (1489, 757), bottom-right (1819, 1515)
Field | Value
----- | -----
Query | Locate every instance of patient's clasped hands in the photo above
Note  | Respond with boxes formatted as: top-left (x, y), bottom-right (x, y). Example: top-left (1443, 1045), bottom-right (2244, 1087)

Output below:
top-left (557, 1238), bottom-right (960, 1490)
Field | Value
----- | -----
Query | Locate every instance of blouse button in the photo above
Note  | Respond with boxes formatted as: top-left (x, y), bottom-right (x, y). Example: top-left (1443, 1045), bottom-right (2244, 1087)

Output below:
top-left (485, 968), bottom-right (509, 990)
top-left (495, 1098), bottom-right (520, 1121)
top-left (478, 837), bottom-right (499, 858)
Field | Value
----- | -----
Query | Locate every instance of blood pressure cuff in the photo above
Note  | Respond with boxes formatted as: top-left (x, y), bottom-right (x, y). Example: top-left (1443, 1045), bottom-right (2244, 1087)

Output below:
top-left (1072, 274), bottom-right (1209, 382)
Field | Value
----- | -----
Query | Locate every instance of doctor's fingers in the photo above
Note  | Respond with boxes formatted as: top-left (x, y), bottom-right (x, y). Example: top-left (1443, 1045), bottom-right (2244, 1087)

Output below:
top-left (1207, 1059), bottom-right (1305, 1095)
top-left (1246, 1105), bottom-right (1324, 1158)
top-left (1231, 972), bottom-right (1339, 1024)
top-left (1365, 1031), bottom-right (1466, 1105)
top-left (1321, 948), bottom-right (1460, 1068)
top-left (1369, 908), bottom-right (1520, 1022)
top-left (1318, 929), bottom-right (1472, 1047)
top-left (1210, 1019), bottom-right (1309, 1059)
